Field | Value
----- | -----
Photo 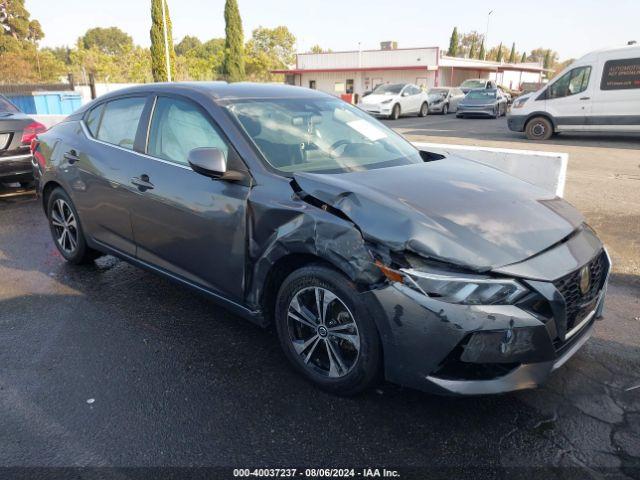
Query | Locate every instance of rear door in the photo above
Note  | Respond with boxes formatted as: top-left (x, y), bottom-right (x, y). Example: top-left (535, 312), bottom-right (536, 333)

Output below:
top-left (591, 54), bottom-right (640, 132)
top-left (128, 95), bottom-right (251, 302)
top-left (70, 95), bottom-right (149, 256)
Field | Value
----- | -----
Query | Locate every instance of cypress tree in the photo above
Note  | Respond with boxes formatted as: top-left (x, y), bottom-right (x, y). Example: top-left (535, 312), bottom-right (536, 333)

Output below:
top-left (520, 52), bottom-right (527, 63)
top-left (222, 0), bottom-right (245, 82)
top-left (509, 43), bottom-right (516, 63)
top-left (478, 41), bottom-right (486, 60)
top-left (496, 42), bottom-right (504, 62)
top-left (150, 0), bottom-right (176, 82)
top-left (543, 49), bottom-right (552, 69)
top-left (469, 38), bottom-right (477, 59)
top-left (448, 27), bottom-right (459, 56)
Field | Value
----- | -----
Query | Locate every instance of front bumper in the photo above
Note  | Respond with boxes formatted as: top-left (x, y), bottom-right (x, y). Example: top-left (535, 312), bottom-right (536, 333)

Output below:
top-left (508, 114), bottom-right (527, 132)
top-left (360, 104), bottom-right (393, 116)
top-left (362, 248), bottom-right (611, 396)
top-left (0, 153), bottom-right (34, 183)
top-left (457, 105), bottom-right (496, 117)
top-left (428, 102), bottom-right (445, 112)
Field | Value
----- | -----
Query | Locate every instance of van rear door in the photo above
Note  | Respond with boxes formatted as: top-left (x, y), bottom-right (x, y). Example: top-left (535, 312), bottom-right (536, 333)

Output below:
top-left (590, 53), bottom-right (640, 132)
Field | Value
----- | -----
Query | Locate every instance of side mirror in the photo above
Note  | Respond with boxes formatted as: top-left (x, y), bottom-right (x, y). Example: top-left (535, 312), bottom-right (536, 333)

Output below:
top-left (402, 91), bottom-right (410, 97)
top-left (188, 147), bottom-right (227, 178)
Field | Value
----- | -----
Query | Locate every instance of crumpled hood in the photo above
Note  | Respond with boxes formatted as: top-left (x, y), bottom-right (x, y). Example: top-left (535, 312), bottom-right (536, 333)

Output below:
top-left (293, 157), bottom-right (584, 270)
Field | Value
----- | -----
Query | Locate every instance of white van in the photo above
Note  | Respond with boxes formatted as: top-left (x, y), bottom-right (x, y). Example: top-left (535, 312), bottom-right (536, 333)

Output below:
top-left (508, 44), bottom-right (640, 140)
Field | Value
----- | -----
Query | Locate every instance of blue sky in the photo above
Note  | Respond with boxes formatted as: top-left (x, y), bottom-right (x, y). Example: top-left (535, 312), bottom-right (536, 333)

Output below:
top-left (28, 0), bottom-right (639, 60)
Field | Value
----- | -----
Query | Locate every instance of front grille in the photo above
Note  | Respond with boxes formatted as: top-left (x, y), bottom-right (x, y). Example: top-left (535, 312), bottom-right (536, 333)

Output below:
top-left (553, 250), bottom-right (607, 332)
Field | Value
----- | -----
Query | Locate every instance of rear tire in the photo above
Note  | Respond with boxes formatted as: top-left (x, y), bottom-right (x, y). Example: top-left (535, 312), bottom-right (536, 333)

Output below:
top-left (418, 102), bottom-right (428, 117)
top-left (47, 188), bottom-right (100, 264)
top-left (275, 264), bottom-right (382, 396)
top-left (389, 104), bottom-right (401, 120)
top-left (525, 116), bottom-right (554, 140)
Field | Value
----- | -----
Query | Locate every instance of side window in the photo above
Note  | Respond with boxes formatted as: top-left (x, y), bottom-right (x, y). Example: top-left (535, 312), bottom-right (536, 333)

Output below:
top-left (96, 97), bottom-right (146, 150)
top-left (601, 57), bottom-right (640, 90)
top-left (147, 97), bottom-right (229, 166)
top-left (548, 66), bottom-right (591, 99)
top-left (85, 103), bottom-right (104, 137)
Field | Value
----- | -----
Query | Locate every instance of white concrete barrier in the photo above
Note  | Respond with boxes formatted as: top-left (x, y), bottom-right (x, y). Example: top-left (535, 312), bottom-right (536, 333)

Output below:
top-left (413, 142), bottom-right (568, 197)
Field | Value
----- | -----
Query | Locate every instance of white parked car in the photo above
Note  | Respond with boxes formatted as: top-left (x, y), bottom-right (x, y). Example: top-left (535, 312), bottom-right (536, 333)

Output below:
top-left (427, 87), bottom-right (466, 114)
top-left (359, 83), bottom-right (429, 120)
top-left (508, 44), bottom-right (640, 140)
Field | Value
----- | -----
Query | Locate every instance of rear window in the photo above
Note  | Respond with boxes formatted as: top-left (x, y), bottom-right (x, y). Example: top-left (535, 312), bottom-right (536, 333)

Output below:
top-left (0, 96), bottom-right (19, 114)
top-left (96, 97), bottom-right (146, 150)
top-left (85, 104), bottom-right (104, 136)
top-left (601, 57), bottom-right (640, 90)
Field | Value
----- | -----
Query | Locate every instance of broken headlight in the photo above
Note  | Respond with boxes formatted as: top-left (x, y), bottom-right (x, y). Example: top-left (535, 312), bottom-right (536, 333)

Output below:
top-left (376, 262), bottom-right (527, 305)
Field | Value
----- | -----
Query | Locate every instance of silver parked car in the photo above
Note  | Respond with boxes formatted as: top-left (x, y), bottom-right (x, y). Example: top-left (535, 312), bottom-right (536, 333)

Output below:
top-left (427, 87), bottom-right (466, 114)
top-left (456, 88), bottom-right (509, 118)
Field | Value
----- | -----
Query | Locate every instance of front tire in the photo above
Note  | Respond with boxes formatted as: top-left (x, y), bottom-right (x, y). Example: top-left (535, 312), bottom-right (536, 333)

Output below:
top-left (389, 104), bottom-right (401, 120)
top-left (47, 188), bottom-right (99, 264)
top-left (418, 102), bottom-right (428, 117)
top-left (275, 264), bottom-right (382, 396)
top-left (442, 103), bottom-right (449, 115)
top-left (525, 116), bottom-right (554, 140)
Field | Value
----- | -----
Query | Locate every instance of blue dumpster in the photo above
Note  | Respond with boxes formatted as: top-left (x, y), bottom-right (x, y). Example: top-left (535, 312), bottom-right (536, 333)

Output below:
top-left (6, 92), bottom-right (82, 115)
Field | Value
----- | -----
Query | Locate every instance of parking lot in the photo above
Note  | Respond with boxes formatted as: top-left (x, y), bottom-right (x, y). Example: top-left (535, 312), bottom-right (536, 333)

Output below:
top-left (1, 114), bottom-right (639, 478)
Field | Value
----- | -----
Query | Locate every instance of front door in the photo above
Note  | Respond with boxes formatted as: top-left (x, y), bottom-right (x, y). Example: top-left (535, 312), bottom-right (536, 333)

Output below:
top-left (544, 65), bottom-right (593, 131)
top-left (127, 95), bottom-right (250, 303)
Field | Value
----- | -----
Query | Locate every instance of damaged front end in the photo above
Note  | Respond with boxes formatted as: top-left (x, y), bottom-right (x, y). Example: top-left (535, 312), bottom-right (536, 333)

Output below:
top-left (244, 158), bottom-right (610, 395)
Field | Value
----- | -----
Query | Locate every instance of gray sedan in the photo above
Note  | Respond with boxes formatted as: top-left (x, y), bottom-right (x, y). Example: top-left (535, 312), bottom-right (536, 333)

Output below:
top-left (456, 88), bottom-right (509, 118)
top-left (32, 82), bottom-right (610, 396)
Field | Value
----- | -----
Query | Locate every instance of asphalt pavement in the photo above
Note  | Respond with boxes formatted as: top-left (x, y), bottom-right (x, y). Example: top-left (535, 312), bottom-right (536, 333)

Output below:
top-left (1, 116), bottom-right (639, 478)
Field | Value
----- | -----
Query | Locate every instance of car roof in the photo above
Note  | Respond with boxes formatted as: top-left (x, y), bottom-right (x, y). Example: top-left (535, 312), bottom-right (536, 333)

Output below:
top-left (94, 81), bottom-right (334, 103)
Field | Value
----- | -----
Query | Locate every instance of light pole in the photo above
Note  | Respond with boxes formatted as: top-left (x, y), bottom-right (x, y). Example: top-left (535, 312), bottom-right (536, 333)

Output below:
top-left (485, 10), bottom-right (493, 56)
top-left (161, 0), bottom-right (172, 82)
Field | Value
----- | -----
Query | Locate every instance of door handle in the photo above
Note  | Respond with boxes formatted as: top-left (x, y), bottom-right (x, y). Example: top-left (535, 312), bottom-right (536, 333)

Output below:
top-left (131, 174), bottom-right (154, 191)
top-left (579, 96), bottom-right (591, 100)
top-left (64, 150), bottom-right (79, 164)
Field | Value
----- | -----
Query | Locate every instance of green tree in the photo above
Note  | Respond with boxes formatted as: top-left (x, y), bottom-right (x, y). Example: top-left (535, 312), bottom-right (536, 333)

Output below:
top-left (478, 40), bottom-right (485, 60)
top-left (468, 39), bottom-right (477, 59)
top-left (81, 27), bottom-right (132, 55)
top-left (495, 42), bottom-right (504, 62)
top-left (222, 0), bottom-right (245, 82)
top-left (150, 0), bottom-right (176, 82)
top-left (543, 49), bottom-right (552, 69)
top-left (520, 52), bottom-right (526, 63)
top-left (0, 0), bottom-right (42, 42)
top-left (448, 27), bottom-right (459, 56)
top-left (508, 43), bottom-right (516, 63)
top-left (309, 44), bottom-right (325, 54)
top-left (175, 35), bottom-right (202, 56)
top-left (245, 26), bottom-right (296, 82)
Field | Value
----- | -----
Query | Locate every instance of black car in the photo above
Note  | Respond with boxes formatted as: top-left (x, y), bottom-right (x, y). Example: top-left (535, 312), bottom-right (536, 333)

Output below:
top-left (33, 83), bottom-right (610, 396)
top-left (0, 94), bottom-right (46, 186)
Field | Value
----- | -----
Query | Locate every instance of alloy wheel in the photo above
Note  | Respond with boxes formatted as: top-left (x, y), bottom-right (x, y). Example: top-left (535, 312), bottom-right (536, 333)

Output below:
top-left (287, 286), bottom-right (360, 378)
top-left (50, 199), bottom-right (78, 254)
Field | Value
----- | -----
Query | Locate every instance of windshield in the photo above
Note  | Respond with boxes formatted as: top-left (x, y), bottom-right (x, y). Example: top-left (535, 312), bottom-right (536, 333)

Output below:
top-left (461, 79), bottom-right (486, 89)
top-left (466, 90), bottom-right (497, 100)
top-left (371, 84), bottom-right (404, 95)
top-left (226, 98), bottom-right (423, 174)
top-left (0, 96), bottom-right (19, 113)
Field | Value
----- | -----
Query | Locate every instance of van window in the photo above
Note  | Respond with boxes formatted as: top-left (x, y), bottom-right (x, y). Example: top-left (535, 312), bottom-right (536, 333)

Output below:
top-left (97, 97), bottom-right (146, 150)
top-left (601, 57), bottom-right (640, 90)
top-left (548, 66), bottom-right (591, 99)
